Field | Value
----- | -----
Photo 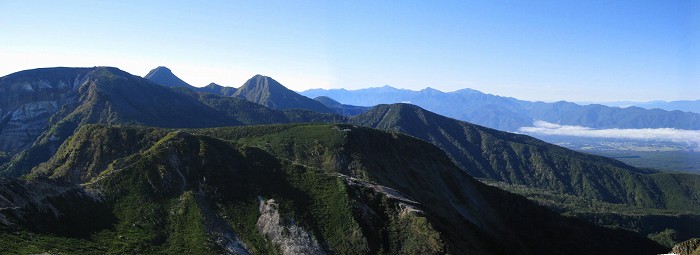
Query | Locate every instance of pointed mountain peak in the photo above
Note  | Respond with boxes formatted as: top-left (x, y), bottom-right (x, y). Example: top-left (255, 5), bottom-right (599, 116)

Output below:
top-left (153, 66), bottom-right (171, 72)
top-left (243, 74), bottom-right (281, 86)
top-left (236, 74), bottom-right (291, 96)
top-left (144, 66), bottom-right (193, 88)
top-left (144, 66), bottom-right (173, 77)
top-left (238, 74), bottom-right (273, 85)
top-left (233, 75), bottom-right (333, 113)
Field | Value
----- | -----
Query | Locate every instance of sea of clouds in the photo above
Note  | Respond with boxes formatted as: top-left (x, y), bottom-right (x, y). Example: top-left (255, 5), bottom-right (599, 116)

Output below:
top-left (518, 120), bottom-right (700, 148)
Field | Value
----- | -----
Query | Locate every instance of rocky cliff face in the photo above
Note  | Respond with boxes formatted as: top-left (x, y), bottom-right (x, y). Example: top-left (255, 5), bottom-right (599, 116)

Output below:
top-left (672, 238), bottom-right (700, 255)
top-left (257, 197), bottom-right (326, 255)
top-left (0, 68), bottom-right (90, 161)
top-left (0, 67), bottom-right (246, 178)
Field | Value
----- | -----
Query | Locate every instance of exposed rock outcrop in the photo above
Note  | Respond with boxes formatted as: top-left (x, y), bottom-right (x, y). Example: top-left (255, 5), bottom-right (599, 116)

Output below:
top-left (0, 67), bottom-right (241, 178)
top-left (672, 238), bottom-right (700, 255)
top-left (0, 69), bottom-right (88, 157)
top-left (257, 196), bottom-right (325, 255)
top-left (194, 192), bottom-right (251, 255)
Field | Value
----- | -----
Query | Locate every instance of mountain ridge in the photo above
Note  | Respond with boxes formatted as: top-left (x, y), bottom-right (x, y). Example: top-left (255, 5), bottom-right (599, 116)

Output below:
top-left (0, 67), bottom-right (312, 178)
top-left (350, 103), bottom-right (700, 211)
top-left (349, 103), bottom-right (700, 245)
top-left (5, 123), bottom-right (665, 254)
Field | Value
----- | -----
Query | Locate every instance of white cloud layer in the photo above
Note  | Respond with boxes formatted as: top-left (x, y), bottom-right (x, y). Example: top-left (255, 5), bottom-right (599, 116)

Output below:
top-left (518, 120), bottom-right (700, 147)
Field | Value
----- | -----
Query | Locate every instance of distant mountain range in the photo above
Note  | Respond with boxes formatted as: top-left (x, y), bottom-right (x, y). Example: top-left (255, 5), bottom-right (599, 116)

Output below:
top-left (601, 100), bottom-right (700, 114)
top-left (0, 66), bottom-right (696, 253)
top-left (302, 86), bottom-right (700, 131)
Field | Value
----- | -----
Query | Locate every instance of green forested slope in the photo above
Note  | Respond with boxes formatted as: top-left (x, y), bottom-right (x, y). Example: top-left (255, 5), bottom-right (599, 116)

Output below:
top-left (0, 124), bottom-right (664, 254)
top-left (351, 104), bottom-right (700, 212)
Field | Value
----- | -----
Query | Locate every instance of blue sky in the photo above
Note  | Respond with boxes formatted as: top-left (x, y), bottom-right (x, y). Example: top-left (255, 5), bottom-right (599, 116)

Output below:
top-left (0, 0), bottom-right (697, 102)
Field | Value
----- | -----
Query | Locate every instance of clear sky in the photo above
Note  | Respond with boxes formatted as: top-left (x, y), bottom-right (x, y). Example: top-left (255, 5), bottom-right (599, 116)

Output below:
top-left (1, 0), bottom-right (697, 102)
